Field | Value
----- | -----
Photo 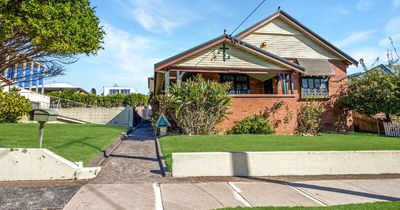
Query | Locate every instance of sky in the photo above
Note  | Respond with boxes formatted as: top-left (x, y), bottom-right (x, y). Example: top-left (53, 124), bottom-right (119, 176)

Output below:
top-left (52, 0), bottom-right (400, 94)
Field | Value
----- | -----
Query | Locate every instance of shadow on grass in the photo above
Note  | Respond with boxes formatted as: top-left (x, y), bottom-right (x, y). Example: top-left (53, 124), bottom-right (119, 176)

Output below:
top-left (53, 137), bottom-right (103, 152)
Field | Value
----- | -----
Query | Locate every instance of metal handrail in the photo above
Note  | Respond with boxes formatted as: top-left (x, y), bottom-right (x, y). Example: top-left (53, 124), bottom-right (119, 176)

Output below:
top-left (48, 95), bottom-right (93, 108)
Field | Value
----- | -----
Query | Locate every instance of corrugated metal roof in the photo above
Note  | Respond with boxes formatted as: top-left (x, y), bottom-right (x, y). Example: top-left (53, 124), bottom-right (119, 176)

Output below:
top-left (297, 58), bottom-right (335, 76)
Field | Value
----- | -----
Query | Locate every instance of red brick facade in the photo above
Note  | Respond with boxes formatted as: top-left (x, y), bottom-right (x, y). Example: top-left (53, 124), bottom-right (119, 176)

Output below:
top-left (196, 60), bottom-right (353, 134)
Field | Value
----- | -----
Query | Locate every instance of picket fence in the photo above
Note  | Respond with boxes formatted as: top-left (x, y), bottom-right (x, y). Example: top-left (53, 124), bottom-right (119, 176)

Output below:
top-left (383, 122), bottom-right (400, 137)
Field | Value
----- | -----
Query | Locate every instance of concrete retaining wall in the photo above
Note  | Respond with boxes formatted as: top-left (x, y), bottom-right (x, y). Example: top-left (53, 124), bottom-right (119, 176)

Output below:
top-left (172, 151), bottom-right (400, 177)
top-left (54, 107), bottom-right (134, 126)
top-left (0, 148), bottom-right (101, 181)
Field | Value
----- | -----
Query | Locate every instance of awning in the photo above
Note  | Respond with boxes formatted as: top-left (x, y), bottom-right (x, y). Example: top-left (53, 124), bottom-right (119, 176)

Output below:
top-left (297, 58), bottom-right (335, 76)
top-left (248, 74), bottom-right (276, 81)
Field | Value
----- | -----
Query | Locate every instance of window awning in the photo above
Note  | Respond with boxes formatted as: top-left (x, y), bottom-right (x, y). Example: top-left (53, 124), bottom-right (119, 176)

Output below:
top-left (297, 58), bottom-right (335, 76)
top-left (248, 74), bottom-right (276, 81)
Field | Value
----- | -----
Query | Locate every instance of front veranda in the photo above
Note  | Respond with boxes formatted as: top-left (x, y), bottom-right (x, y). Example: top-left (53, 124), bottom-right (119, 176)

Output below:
top-left (155, 69), bottom-right (340, 134)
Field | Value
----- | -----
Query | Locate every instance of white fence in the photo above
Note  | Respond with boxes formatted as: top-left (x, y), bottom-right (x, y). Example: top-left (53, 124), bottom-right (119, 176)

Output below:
top-left (383, 122), bottom-right (400, 137)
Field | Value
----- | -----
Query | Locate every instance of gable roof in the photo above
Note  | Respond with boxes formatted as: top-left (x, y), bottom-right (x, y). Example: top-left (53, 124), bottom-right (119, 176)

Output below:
top-left (348, 64), bottom-right (394, 78)
top-left (155, 34), bottom-right (305, 73)
top-left (235, 9), bottom-right (358, 66)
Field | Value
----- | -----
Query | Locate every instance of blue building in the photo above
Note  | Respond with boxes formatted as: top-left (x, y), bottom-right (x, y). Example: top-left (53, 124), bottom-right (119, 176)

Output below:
top-left (2, 62), bottom-right (45, 90)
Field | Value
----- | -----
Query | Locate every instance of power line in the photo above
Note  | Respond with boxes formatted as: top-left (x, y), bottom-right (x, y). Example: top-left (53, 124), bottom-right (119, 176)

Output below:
top-left (195, 0), bottom-right (268, 68)
top-left (230, 0), bottom-right (267, 36)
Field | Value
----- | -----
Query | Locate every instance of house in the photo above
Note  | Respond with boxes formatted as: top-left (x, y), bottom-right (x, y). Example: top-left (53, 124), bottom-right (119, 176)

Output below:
top-left (30, 82), bottom-right (89, 94)
top-left (348, 64), bottom-right (395, 79)
top-left (103, 85), bottom-right (136, 96)
top-left (148, 77), bottom-right (155, 96)
top-left (1, 61), bottom-right (45, 91)
top-left (152, 9), bottom-right (358, 134)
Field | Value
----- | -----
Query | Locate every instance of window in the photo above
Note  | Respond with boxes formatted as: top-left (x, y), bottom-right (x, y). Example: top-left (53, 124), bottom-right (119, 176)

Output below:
top-left (109, 89), bottom-right (120, 95)
top-left (121, 89), bottom-right (131, 95)
top-left (221, 74), bottom-right (250, 94)
top-left (300, 77), bottom-right (329, 98)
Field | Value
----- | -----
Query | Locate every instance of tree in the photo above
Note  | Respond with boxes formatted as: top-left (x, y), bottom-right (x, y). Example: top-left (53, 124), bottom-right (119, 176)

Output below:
top-left (340, 70), bottom-right (400, 121)
top-left (342, 37), bottom-right (400, 121)
top-left (0, 0), bottom-right (105, 86)
top-left (153, 76), bottom-right (232, 135)
top-left (90, 88), bottom-right (97, 95)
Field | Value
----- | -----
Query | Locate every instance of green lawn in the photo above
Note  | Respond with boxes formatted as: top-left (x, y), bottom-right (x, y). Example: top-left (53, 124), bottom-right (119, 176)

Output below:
top-left (159, 133), bottom-right (400, 171)
top-left (218, 201), bottom-right (400, 210)
top-left (0, 123), bottom-right (126, 165)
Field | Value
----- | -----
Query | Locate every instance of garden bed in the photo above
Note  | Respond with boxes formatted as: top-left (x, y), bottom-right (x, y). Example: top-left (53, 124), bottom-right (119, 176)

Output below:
top-left (0, 123), bottom-right (126, 165)
top-left (159, 133), bottom-right (400, 172)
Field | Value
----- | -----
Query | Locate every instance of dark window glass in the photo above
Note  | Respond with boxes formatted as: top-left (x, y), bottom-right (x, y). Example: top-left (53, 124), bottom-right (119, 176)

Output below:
top-left (301, 77), bottom-right (329, 98)
top-left (315, 79), bottom-right (321, 89)
top-left (221, 74), bottom-right (250, 94)
top-left (302, 79), bottom-right (308, 89)
top-left (308, 79), bottom-right (314, 89)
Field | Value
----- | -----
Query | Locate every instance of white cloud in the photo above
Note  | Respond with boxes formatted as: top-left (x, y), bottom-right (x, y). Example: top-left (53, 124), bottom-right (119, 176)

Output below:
top-left (88, 24), bottom-right (160, 89)
top-left (350, 48), bottom-right (387, 71)
top-left (394, 0), bottom-right (400, 9)
top-left (385, 17), bottom-right (400, 35)
top-left (379, 34), bottom-right (400, 47)
top-left (334, 30), bottom-right (375, 48)
top-left (356, 0), bottom-right (372, 11)
top-left (121, 0), bottom-right (198, 34)
top-left (334, 6), bottom-right (350, 15)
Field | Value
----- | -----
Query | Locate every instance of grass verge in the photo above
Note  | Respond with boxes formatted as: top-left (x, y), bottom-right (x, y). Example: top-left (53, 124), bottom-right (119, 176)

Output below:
top-left (159, 133), bottom-right (400, 172)
top-left (0, 123), bottom-right (126, 165)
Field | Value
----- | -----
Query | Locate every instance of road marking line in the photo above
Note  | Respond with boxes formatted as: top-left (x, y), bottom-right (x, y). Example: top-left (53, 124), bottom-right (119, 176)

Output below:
top-left (228, 182), bottom-right (252, 207)
top-left (288, 184), bottom-right (327, 206)
top-left (153, 183), bottom-right (163, 210)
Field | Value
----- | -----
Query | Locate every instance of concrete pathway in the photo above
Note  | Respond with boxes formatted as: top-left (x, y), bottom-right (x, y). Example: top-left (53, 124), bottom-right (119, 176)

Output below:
top-left (92, 124), bottom-right (163, 184)
top-left (64, 179), bottom-right (400, 210)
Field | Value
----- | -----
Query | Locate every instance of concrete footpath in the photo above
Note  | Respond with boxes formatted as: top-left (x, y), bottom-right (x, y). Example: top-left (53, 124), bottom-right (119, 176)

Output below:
top-left (64, 179), bottom-right (400, 210)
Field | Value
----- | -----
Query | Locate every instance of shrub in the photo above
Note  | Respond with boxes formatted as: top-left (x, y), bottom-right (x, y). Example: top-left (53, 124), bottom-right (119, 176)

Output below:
top-left (0, 91), bottom-right (31, 123)
top-left (153, 75), bottom-right (231, 135)
top-left (229, 114), bottom-right (274, 134)
top-left (47, 91), bottom-right (148, 108)
top-left (339, 70), bottom-right (400, 121)
top-left (297, 101), bottom-right (325, 135)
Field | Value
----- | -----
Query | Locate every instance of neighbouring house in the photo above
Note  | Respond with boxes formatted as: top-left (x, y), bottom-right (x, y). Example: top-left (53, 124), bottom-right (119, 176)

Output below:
top-left (102, 85), bottom-right (136, 96)
top-left (348, 64), bottom-right (395, 79)
top-left (148, 77), bottom-right (155, 96)
top-left (30, 82), bottom-right (89, 94)
top-left (1, 65), bottom-right (50, 109)
top-left (152, 9), bottom-right (358, 134)
top-left (1, 61), bottom-right (45, 91)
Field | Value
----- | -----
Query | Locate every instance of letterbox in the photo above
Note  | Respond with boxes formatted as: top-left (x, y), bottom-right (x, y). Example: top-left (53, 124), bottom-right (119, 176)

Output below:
top-left (29, 109), bottom-right (59, 122)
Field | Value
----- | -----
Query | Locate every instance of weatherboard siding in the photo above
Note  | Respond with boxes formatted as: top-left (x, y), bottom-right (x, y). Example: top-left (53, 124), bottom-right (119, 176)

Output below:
top-left (173, 43), bottom-right (287, 70)
top-left (242, 18), bottom-right (340, 60)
